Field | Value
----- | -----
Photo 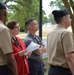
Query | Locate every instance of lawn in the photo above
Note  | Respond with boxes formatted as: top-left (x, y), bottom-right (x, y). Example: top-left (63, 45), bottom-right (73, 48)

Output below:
top-left (17, 26), bottom-right (72, 75)
top-left (43, 58), bottom-right (49, 75)
top-left (17, 27), bottom-right (52, 75)
top-left (17, 26), bottom-right (72, 39)
top-left (17, 27), bottom-right (54, 40)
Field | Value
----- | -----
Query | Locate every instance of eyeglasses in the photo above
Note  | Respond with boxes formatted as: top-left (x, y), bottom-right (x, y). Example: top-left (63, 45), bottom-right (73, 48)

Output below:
top-left (14, 26), bottom-right (20, 29)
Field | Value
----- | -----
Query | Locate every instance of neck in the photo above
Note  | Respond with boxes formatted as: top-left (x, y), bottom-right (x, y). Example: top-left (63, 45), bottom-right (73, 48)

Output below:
top-left (29, 31), bottom-right (36, 36)
top-left (10, 32), bottom-right (16, 38)
top-left (0, 19), bottom-right (4, 24)
top-left (60, 22), bottom-right (69, 29)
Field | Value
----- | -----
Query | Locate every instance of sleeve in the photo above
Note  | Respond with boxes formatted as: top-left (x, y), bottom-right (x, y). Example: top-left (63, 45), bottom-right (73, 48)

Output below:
top-left (13, 53), bottom-right (19, 58)
top-left (0, 28), bottom-right (13, 54)
top-left (24, 38), bottom-right (32, 47)
top-left (62, 31), bottom-right (74, 53)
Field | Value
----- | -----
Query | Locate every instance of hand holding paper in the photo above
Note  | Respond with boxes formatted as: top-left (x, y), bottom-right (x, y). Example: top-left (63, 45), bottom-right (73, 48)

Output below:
top-left (26, 42), bottom-right (40, 52)
top-left (18, 50), bottom-right (28, 56)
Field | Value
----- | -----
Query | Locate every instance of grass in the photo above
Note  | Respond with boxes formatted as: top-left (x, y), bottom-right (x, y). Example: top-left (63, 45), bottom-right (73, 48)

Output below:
top-left (17, 26), bottom-right (72, 41)
top-left (17, 27), bottom-right (72, 75)
top-left (17, 27), bottom-right (53, 75)
top-left (43, 57), bottom-right (48, 60)
top-left (43, 57), bottom-right (49, 75)
top-left (17, 27), bottom-right (54, 39)
top-left (44, 64), bottom-right (49, 75)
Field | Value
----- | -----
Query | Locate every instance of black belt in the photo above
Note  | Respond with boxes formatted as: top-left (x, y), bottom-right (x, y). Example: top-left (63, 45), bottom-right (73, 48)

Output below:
top-left (0, 65), bottom-right (7, 67)
top-left (28, 58), bottom-right (43, 62)
top-left (49, 65), bottom-right (72, 75)
top-left (50, 65), bottom-right (71, 71)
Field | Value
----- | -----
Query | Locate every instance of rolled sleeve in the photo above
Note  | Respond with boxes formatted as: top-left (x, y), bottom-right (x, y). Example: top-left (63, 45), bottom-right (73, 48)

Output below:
top-left (0, 28), bottom-right (13, 54)
top-left (62, 31), bottom-right (74, 53)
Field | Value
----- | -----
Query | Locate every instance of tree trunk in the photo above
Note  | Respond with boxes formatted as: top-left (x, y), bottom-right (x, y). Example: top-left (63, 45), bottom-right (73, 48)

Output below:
top-left (71, 16), bottom-right (74, 34)
top-left (62, 0), bottom-right (74, 34)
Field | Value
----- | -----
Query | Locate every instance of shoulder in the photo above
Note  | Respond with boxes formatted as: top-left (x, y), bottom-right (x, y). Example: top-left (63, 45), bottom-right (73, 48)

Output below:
top-left (0, 26), bottom-right (10, 38)
top-left (61, 29), bottom-right (72, 36)
top-left (24, 37), bottom-right (32, 44)
top-left (25, 35), bottom-right (33, 42)
top-left (24, 36), bottom-right (32, 45)
top-left (0, 25), bottom-right (9, 31)
top-left (35, 35), bottom-right (41, 40)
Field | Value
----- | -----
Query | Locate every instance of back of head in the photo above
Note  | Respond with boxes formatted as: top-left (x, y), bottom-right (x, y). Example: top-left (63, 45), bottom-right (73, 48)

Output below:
top-left (0, 2), bottom-right (6, 23)
top-left (0, 2), bottom-right (6, 13)
top-left (0, 2), bottom-right (6, 10)
top-left (52, 8), bottom-right (69, 23)
top-left (7, 20), bottom-right (18, 30)
top-left (25, 18), bottom-right (34, 26)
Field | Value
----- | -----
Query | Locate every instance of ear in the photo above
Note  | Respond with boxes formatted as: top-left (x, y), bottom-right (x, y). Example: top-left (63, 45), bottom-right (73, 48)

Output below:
top-left (62, 16), bottom-right (66, 22)
top-left (26, 25), bottom-right (31, 29)
top-left (26, 26), bottom-right (28, 29)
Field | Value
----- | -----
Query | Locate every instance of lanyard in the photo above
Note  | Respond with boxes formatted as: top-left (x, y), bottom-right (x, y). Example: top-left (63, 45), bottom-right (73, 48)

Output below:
top-left (12, 37), bottom-right (22, 50)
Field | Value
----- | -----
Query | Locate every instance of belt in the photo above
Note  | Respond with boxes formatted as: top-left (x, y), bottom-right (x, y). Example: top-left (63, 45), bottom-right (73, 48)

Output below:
top-left (0, 65), bottom-right (7, 67)
top-left (49, 65), bottom-right (72, 75)
top-left (50, 65), bottom-right (70, 70)
top-left (28, 58), bottom-right (43, 62)
top-left (0, 65), bottom-right (8, 69)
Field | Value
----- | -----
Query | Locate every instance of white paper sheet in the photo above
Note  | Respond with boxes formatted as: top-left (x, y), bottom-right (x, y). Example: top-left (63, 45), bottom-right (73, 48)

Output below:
top-left (26, 42), bottom-right (40, 52)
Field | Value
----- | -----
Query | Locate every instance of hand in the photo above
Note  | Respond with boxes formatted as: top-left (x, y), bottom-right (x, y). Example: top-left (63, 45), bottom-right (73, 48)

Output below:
top-left (39, 45), bottom-right (44, 50)
top-left (40, 46), bottom-right (46, 53)
top-left (18, 50), bottom-right (28, 56)
top-left (27, 52), bottom-right (32, 56)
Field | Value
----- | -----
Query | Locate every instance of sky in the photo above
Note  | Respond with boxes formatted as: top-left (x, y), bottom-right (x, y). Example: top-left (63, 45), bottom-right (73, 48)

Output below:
top-left (42, 0), bottom-right (72, 31)
top-left (7, 0), bottom-right (52, 17)
top-left (7, 0), bottom-right (54, 17)
top-left (42, 0), bottom-right (57, 17)
top-left (42, 0), bottom-right (52, 17)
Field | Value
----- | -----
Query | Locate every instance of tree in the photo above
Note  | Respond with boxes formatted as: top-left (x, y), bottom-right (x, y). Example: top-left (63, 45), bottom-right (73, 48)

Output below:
top-left (49, 0), bottom-right (74, 33)
top-left (62, 0), bottom-right (74, 33)
top-left (2, 0), bottom-right (46, 32)
top-left (48, 14), bottom-right (55, 24)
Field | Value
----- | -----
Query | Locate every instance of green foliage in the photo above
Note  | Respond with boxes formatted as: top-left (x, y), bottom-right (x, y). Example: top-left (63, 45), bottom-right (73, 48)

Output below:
top-left (48, 14), bottom-right (56, 24)
top-left (43, 57), bottom-right (48, 60)
top-left (3, 0), bottom-right (46, 32)
top-left (42, 16), bottom-right (48, 24)
top-left (50, 0), bottom-right (65, 9)
top-left (48, 0), bottom-right (65, 24)
top-left (48, 0), bottom-right (74, 33)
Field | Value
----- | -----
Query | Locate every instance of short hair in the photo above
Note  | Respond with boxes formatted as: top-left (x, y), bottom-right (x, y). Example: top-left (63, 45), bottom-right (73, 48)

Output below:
top-left (0, 2), bottom-right (6, 10)
top-left (52, 9), bottom-right (69, 19)
top-left (0, 2), bottom-right (6, 16)
top-left (52, 8), bottom-right (69, 23)
top-left (25, 18), bottom-right (34, 26)
top-left (54, 17), bottom-right (63, 24)
top-left (7, 20), bottom-right (18, 29)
